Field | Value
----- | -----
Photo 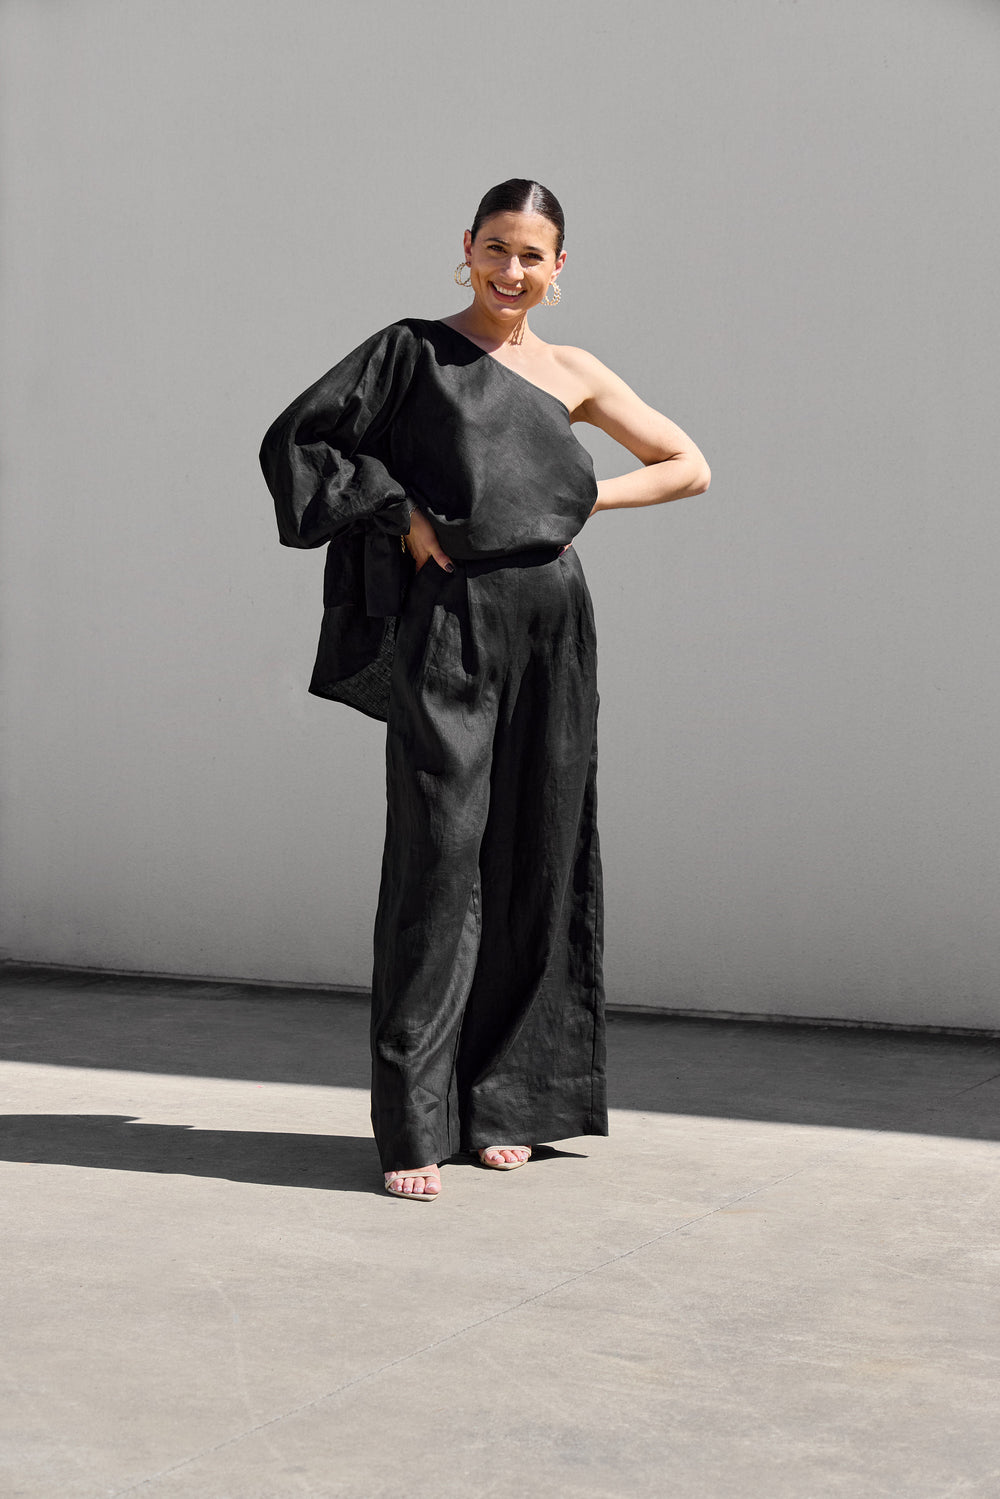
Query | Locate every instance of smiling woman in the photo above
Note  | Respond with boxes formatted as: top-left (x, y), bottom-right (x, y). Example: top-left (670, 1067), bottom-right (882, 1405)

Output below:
top-left (260, 178), bottom-right (710, 1202)
top-left (456, 179), bottom-right (566, 342)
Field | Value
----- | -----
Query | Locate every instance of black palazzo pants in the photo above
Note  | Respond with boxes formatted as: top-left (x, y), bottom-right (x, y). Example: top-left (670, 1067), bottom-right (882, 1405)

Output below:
top-left (371, 545), bottom-right (606, 1171)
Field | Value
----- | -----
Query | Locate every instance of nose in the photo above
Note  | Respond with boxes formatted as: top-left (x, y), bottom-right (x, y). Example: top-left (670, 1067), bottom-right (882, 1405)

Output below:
top-left (501, 255), bottom-right (524, 281)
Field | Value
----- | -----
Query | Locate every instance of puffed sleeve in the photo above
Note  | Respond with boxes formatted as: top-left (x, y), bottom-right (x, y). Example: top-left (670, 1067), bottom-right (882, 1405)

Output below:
top-left (259, 322), bottom-right (419, 549)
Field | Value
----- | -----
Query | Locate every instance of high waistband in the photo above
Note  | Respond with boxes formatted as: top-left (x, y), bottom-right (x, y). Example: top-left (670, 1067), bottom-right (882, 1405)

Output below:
top-left (457, 544), bottom-right (569, 577)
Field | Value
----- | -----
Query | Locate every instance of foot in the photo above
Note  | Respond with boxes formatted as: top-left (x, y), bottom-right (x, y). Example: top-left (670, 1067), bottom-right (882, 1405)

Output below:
top-left (384, 1164), bottom-right (441, 1201)
top-left (477, 1146), bottom-right (531, 1171)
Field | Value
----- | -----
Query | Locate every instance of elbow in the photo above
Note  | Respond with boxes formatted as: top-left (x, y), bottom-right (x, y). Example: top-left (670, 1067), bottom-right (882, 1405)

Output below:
top-left (689, 460), bottom-right (711, 496)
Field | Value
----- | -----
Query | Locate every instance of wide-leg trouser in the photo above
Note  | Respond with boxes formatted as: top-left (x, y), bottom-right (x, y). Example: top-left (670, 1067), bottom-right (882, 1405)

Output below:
top-left (370, 546), bottom-right (607, 1172)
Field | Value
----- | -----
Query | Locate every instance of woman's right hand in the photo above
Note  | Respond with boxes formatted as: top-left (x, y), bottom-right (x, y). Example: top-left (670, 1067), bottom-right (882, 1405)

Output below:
top-left (404, 507), bottom-right (454, 573)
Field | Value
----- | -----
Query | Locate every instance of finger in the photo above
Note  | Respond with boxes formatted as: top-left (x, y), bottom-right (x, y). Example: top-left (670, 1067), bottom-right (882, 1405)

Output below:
top-left (431, 547), bottom-right (455, 574)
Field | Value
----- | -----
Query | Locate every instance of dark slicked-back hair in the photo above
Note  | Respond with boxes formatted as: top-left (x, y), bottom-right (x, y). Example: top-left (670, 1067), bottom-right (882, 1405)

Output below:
top-left (470, 179), bottom-right (565, 255)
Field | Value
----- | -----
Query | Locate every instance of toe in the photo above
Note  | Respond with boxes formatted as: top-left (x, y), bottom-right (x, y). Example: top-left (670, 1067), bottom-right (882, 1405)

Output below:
top-left (478, 1146), bottom-right (531, 1168)
top-left (386, 1165), bottom-right (440, 1197)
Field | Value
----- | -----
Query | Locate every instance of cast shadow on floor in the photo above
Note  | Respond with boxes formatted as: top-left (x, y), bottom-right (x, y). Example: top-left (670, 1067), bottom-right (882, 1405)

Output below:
top-left (2, 965), bottom-right (999, 1143)
top-left (0, 1114), bottom-right (581, 1193)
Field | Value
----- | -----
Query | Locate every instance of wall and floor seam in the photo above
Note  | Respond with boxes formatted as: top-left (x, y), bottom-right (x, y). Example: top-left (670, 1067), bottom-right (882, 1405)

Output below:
top-left (2, 959), bottom-right (998, 1041)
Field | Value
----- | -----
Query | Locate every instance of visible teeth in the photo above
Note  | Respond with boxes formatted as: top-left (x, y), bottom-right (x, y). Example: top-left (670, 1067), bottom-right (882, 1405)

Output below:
top-left (491, 283), bottom-right (522, 298)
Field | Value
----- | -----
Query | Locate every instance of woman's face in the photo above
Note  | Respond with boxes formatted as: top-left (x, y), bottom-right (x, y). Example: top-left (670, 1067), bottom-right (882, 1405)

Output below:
top-left (462, 210), bottom-right (566, 324)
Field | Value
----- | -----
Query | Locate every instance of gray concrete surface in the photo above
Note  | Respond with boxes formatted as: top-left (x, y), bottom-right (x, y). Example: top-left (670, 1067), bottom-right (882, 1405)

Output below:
top-left (2, 966), bottom-right (998, 1499)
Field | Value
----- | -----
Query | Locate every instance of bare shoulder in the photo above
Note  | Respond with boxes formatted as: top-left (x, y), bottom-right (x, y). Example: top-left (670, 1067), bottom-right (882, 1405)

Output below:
top-left (547, 341), bottom-right (660, 429)
top-left (546, 341), bottom-right (701, 464)
top-left (549, 343), bottom-right (617, 394)
top-left (539, 343), bottom-right (631, 420)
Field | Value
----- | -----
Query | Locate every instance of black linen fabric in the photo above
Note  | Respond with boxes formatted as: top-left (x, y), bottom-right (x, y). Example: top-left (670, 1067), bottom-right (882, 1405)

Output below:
top-left (260, 319), bottom-right (598, 718)
top-left (260, 319), bottom-right (608, 1169)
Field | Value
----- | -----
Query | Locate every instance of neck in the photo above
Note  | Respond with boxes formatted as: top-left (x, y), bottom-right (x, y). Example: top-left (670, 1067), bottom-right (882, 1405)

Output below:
top-left (452, 304), bottom-right (531, 352)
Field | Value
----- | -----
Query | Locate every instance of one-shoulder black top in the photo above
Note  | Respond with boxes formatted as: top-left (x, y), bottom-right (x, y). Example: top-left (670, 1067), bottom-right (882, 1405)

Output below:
top-left (260, 318), bottom-right (598, 719)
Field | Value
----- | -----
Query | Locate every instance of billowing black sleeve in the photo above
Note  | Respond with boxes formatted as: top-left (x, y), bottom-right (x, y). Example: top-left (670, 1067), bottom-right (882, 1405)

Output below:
top-left (259, 323), bottom-right (419, 549)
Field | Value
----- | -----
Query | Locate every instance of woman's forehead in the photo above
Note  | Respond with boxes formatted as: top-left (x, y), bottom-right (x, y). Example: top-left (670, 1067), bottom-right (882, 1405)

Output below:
top-left (472, 209), bottom-right (560, 251)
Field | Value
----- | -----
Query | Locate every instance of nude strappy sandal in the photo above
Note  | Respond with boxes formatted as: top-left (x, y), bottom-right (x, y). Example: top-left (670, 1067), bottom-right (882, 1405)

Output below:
top-left (383, 1168), bottom-right (441, 1202)
top-left (477, 1147), bottom-right (532, 1171)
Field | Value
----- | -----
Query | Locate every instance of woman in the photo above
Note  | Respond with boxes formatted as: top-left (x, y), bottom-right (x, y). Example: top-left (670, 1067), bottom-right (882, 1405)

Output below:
top-left (260, 179), bottom-right (709, 1201)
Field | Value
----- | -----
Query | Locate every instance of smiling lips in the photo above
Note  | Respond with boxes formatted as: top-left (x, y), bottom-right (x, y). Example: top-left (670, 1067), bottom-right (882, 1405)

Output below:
top-left (490, 281), bottom-right (524, 301)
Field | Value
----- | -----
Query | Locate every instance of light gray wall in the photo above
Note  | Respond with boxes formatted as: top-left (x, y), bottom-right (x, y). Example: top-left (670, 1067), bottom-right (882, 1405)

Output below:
top-left (2, 0), bottom-right (998, 1026)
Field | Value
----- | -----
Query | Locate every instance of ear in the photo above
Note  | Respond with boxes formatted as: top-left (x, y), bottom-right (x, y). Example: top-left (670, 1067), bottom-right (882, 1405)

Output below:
top-left (462, 228), bottom-right (473, 262)
top-left (551, 249), bottom-right (567, 280)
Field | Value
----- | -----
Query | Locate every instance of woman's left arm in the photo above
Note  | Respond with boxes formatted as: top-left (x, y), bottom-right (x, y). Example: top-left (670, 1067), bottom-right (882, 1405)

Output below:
top-left (566, 349), bottom-right (711, 513)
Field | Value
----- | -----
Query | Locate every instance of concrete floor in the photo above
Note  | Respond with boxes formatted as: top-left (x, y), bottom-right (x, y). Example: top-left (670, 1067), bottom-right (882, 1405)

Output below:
top-left (1, 966), bottom-right (998, 1499)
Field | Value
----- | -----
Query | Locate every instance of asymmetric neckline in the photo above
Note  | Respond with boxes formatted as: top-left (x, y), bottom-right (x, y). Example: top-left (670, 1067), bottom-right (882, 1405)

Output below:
top-left (430, 319), bottom-right (572, 420)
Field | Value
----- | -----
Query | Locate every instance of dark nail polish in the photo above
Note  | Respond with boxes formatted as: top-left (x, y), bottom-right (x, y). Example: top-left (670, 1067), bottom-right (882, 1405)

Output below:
top-left (445, 563), bottom-right (455, 573)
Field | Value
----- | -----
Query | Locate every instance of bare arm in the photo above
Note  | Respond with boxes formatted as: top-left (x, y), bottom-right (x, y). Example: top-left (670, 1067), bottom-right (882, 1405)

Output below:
top-left (565, 349), bottom-right (711, 514)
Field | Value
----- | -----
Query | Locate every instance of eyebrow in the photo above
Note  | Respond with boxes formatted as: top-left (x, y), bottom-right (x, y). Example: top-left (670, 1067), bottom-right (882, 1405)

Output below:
top-left (484, 236), bottom-right (548, 255)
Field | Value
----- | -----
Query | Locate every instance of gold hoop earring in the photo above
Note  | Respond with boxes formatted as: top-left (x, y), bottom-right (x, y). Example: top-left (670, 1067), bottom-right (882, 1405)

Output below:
top-left (454, 263), bottom-right (472, 288)
top-left (543, 280), bottom-right (562, 307)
